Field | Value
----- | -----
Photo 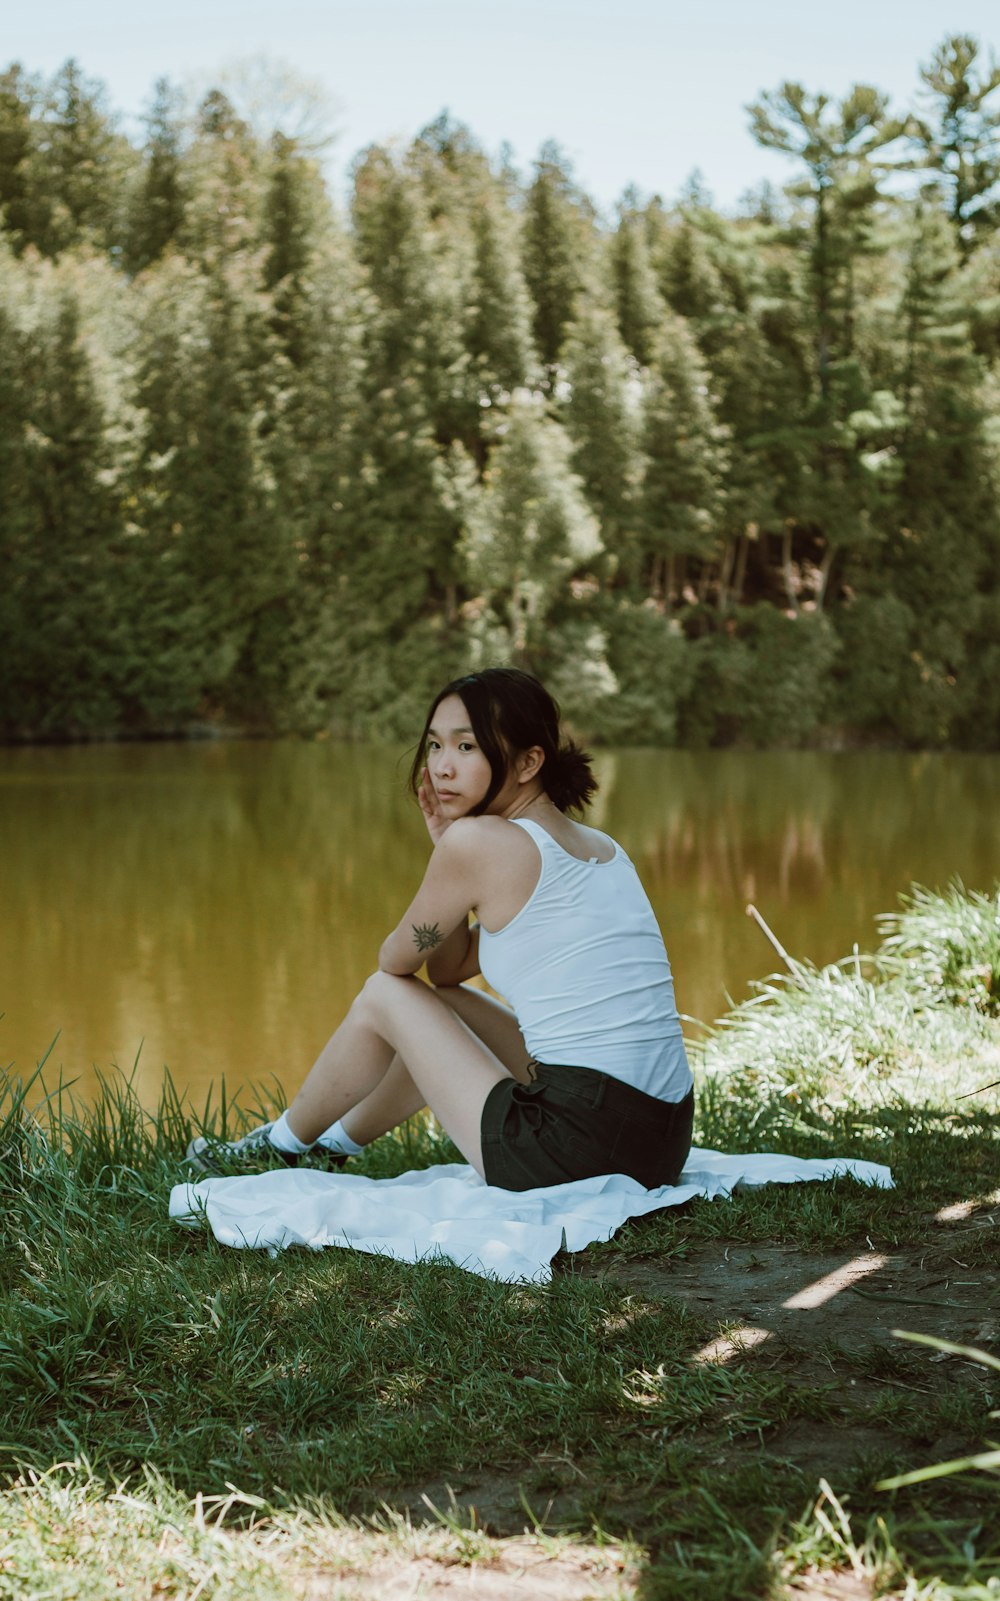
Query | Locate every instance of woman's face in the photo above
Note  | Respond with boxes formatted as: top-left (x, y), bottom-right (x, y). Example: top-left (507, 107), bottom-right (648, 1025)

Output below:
top-left (424, 694), bottom-right (495, 818)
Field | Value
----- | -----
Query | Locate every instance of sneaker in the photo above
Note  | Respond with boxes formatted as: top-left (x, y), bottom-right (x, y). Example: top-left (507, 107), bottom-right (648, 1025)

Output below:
top-left (185, 1122), bottom-right (349, 1176)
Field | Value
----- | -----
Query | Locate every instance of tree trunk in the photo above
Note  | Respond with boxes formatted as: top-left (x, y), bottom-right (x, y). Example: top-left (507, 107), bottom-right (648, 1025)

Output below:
top-left (816, 542), bottom-right (836, 611)
top-left (717, 538), bottom-right (735, 612)
top-left (732, 534), bottom-right (749, 608)
top-left (781, 527), bottom-right (799, 614)
top-left (814, 179), bottom-right (832, 402)
top-left (650, 552), bottom-right (665, 604)
top-left (510, 568), bottom-right (526, 654)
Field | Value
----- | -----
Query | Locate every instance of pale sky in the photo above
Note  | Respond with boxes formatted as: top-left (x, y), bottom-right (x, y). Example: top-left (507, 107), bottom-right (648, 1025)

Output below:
top-left (6, 0), bottom-right (1000, 213)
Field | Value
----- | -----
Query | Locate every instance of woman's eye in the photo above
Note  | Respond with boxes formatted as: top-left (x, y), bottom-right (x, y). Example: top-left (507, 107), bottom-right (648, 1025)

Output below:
top-left (459, 743), bottom-right (475, 753)
top-left (426, 740), bottom-right (440, 752)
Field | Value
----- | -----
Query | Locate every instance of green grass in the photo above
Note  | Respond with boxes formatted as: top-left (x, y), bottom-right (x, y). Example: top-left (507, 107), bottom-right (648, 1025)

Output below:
top-left (879, 880), bottom-right (1000, 1018)
top-left (1, 884), bottom-right (998, 1599)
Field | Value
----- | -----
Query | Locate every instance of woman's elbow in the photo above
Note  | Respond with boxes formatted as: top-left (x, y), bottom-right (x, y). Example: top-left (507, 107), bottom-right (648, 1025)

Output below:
top-left (377, 938), bottom-right (411, 976)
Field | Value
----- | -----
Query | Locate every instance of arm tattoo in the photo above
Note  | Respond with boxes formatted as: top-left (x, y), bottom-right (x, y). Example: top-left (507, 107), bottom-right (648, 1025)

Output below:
top-left (412, 921), bottom-right (443, 952)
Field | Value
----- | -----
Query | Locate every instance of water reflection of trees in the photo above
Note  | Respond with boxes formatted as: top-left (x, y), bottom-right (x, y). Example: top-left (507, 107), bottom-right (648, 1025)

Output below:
top-left (2, 744), bottom-right (997, 1102)
top-left (600, 751), bottom-right (1000, 1026)
top-left (604, 751), bottom-right (998, 900)
top-left (1, 741), bottom-right (425, 1105)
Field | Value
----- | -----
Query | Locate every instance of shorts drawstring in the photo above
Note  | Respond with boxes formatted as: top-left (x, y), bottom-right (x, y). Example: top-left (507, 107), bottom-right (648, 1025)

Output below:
top-left (510, 1079), bottom-right (547, 1130)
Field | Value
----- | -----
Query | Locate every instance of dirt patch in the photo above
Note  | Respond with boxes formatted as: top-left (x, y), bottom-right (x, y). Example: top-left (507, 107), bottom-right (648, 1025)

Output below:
top-left (786, 1569), bottom-right (874, 1600)
top-left (576, 1224), bottom-right (1000, 1356)
top-left (566, 1211), bottom-right (999, 1488)
top-left (379, 1473), bottom-right (555, 1541)
top-left (294, 1537), bottom-right (636, 1599)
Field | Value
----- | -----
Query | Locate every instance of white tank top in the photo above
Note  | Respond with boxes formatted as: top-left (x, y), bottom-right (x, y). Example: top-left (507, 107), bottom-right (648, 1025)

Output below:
top-left (477, 818), bottom-right (692, 1103)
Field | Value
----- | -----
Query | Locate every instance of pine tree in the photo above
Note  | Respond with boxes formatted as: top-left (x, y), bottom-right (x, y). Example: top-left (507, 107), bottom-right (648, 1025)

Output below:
top-left (911, 34), bottom-right (1000, 259)
top-left (749, 81), bottom-right (907, 384)
top-left (0, 65), bottom-right (39, 250)
top-left (463, 398), bottom-right (601, 661)
top-left (0, 291), bottom-right (125, 733)
top-left (260, 131), bottom-right (331, 366)
top-left (352, 142), bottom-right (472, 443)
top-left (0, 301), bottom-right (34, 727)
top-left (467, 198), bottom-right (537, 404)
top-left (609, 194), bottom-right (665, 366)
top-left (125, 257), bottom-right (291, 728)
top-left (521, 144), bottom-right (595, 386)
top-left (704, 308), bottom-right (793, 611)
top-left (180, 89), bottom-right (265, 263)
top-left (124, 77), bottom-right (186, 273)
top-left (559, 303), bottom-right (642, 584)
top-left (259, 229), bottom-right (369, 729)
top-left (653, 209), bottom-right (726, 322)
top-left (403, 116), bottom-right (539, 433)
top-left (262, 133), bottom-right (313, 289)
top-left (28, 59), bottom-right (134, 258)
top-left (346, 142), bottom-right (473, 646)
top-left (124, 262), bottom-right (220, 727)
top-left (406, 111), bottom-right (496, 223)
top-left (747, 81), bottom-right (909, 604)
top-left (638, 315), bottom-right (728, 607)
top-left (883, 199), bottom-right (996, 741)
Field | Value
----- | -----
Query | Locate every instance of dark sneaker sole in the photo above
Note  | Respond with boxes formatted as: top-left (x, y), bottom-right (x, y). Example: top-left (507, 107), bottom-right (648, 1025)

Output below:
top-left (185, 1137), bottom-right (349, 1176)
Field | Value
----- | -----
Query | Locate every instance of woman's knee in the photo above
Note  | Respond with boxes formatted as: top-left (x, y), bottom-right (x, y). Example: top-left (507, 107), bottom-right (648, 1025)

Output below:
top-left (356, 969), bottom-right (420, 1025)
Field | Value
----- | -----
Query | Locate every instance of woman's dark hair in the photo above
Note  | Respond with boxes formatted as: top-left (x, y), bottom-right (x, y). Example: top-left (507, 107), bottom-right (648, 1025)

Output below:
top-left (409, 668), bottom-right (598, 815)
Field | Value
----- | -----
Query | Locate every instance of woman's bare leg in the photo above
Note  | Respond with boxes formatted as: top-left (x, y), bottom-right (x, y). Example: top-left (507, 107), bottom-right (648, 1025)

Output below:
top-left (436, 984), bottom-right (534, 1081)
top-left (284, 974), bottom-right (514, 1175)
top-left (340, 984), bottom-right (531, 1147)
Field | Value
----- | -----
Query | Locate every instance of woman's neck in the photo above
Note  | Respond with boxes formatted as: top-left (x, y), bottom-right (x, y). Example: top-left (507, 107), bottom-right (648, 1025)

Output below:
top-left (502, 783), bottom-right (555, 822)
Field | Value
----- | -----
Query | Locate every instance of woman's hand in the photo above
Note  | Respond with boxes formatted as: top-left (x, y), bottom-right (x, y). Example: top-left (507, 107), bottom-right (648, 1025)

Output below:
top-left (418, 767), bottom-right (451, 847)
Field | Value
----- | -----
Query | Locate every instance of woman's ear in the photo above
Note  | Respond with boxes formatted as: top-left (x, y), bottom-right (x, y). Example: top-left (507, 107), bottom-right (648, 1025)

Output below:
top-left (516, 745), bottom-right (545, 784)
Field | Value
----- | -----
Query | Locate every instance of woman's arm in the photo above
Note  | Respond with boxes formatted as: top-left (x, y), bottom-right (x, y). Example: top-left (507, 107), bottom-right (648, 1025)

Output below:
top-left (426, 921), bottom-right (481, 988)
top-left (377, 820), bottom-right (481, 977)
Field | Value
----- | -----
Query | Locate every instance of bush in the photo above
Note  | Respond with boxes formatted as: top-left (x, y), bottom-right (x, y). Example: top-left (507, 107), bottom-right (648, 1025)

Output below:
top-left (879, 880), bottom-right (1000, 1016)
top-left (324, 616), bottom-right (473, 741)
top-left (952, 594), bottom-right (1000, 750)
top-left (676, 605), bottom-right (839, 748)
top-left (831, 592), bottom-right (974, 748)
top-left (831, 593), bottom-right (914, 734)
top-left (545, 603), bottom-right (696, 745)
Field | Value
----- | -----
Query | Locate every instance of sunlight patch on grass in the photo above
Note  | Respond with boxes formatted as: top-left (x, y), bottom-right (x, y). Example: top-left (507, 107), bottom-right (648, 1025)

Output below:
top-left (783, 1254), bottom-right (890, 1311)
top-left (692, 1325), bottom-right (772, 1365)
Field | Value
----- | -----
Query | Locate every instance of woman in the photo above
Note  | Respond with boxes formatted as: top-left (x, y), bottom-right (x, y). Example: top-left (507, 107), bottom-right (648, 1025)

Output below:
top-left (188, 668), bottom-right (694, 1190)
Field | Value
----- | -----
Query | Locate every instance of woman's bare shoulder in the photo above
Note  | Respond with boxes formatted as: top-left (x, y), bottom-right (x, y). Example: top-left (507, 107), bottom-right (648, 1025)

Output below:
top-left (435, 815), bottom-right (532, 858)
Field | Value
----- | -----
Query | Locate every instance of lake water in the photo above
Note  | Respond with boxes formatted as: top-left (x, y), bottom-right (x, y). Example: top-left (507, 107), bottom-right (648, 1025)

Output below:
top-left (2, 740), bottom-right (998, 1112)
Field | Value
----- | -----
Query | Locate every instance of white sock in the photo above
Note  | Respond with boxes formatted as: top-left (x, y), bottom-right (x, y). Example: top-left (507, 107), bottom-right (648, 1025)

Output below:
top-left (267, 1110), bottom-right (313, 1155)
top-left (316, 1118), bottom-right (365, 1156)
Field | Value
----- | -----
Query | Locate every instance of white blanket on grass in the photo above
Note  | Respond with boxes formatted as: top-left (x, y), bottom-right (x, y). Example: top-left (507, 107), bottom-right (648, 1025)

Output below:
top-left (168, 1148), bottom-right (892, 1284)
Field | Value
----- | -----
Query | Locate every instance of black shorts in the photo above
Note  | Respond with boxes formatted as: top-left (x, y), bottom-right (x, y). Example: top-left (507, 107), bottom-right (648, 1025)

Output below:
top-left (480, 1060), bottom-right (694, 1193)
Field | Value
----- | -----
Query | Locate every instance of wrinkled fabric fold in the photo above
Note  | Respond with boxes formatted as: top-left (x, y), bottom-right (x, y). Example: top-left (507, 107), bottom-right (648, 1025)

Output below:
top-left (169, 1148), bottom-right (892, 1285)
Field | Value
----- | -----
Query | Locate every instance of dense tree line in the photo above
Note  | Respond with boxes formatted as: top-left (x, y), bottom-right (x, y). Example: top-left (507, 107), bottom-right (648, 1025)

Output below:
top-left (2, 42), bottom-right (1000, 747)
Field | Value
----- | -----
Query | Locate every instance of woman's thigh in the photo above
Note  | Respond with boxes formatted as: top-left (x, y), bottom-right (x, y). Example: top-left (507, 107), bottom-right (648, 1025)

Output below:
top-left (433, 983), bottom-right (534, 1082)
top-left (358, 973), bottom-right (514, 1176)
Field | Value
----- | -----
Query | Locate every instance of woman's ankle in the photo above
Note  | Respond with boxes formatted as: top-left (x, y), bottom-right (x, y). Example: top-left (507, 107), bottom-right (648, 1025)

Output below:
top-left (316, 1118), bottom-right (366, 1156)
top-left (268, 1110), bottom-right (314, 1155)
